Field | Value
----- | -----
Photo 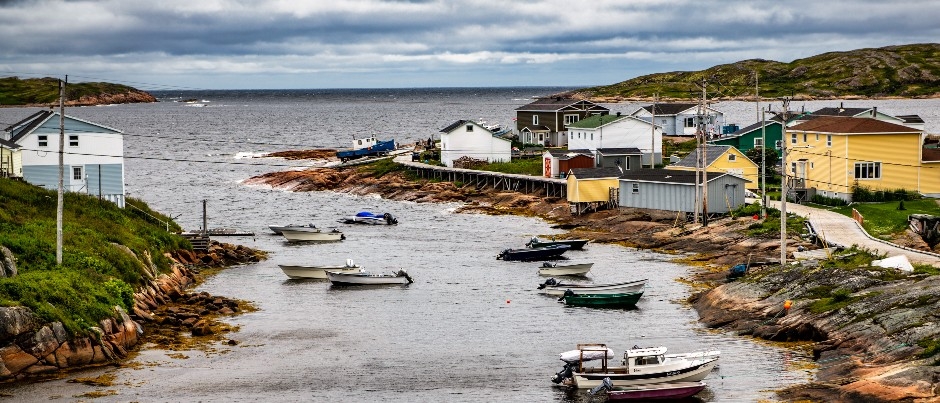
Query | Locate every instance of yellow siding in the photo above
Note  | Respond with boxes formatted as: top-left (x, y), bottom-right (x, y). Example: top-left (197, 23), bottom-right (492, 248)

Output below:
top-left (706, 147), bottom-right (759, 189)
top-left (566, 177), bottom-right (619, 203)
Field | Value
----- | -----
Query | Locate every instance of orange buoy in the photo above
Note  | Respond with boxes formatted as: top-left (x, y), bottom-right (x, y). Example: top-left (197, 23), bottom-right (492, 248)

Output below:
top-left (506, 300), bottom-right (511, 304)
top-left (784, 300), bottom-right (793, 310)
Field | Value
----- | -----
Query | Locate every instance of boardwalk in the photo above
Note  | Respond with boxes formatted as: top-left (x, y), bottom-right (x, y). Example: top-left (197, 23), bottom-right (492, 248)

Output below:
top-left (393, 155), bottom-right (567, 198)
top-left (767, 200), bottom-right (940, 267)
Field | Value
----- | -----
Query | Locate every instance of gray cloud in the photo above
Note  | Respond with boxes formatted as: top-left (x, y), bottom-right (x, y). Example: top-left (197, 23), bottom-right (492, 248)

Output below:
top-left (0, 0), bottom-right (936, 88)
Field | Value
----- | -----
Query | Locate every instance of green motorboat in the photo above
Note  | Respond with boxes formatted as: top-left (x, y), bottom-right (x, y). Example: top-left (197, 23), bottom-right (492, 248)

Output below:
top-left (561, 291), bottom-right (644, 308)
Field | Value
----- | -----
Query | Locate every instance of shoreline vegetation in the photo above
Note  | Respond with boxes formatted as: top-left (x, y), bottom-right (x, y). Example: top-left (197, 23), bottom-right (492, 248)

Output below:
top-left (243, 157), bottom-right (940, 402)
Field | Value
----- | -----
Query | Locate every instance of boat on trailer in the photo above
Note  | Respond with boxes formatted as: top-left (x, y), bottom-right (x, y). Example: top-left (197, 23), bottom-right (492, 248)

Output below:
top-left (537, 278), bottom-right (648, 297)
top-left (551, 343), bottom-right (720, 389)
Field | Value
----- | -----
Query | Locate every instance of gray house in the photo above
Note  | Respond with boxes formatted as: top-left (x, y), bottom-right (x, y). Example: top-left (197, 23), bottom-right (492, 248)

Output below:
top-left (618, 169), bottom-right (748, 213)
top-left (596, 147), bottom-right (644, 172)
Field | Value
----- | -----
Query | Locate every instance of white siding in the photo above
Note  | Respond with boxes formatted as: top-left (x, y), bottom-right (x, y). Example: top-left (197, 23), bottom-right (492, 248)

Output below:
top-left (440, 122), bottom-right (512, 168)
top-left (568, 117), bottom-right (663, 166)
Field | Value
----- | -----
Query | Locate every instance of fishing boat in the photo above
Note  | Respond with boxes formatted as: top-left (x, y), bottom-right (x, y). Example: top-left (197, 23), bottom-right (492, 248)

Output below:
top-left (280, 227), bottom-right (345, 242)
top-left (497, 244), bottom-right (570, 261)
top-left (326, 269), bottom-right (413, 286)
top-left (269, 223), bottom-right (317, 235)
top-left (278, 259), bottom-right (362, 279)
top-left (551, 344), bottom-right (721, 389)
top-left (526, 236), bottom-right (589, 250)
top-left (537, 278), bottom-right (648, 297)
top-left (337, 211), bottom-right (398, 225)
top-left (590, 378), bottom-right (707, 400)
top-left (538, 262), bottom-right (593, 276)
top-left (560, 290), bottom-right (644, 308)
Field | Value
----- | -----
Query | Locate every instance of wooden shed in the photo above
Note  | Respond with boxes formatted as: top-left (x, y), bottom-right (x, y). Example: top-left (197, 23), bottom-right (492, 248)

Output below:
top-left (566, 167), bottom-right (623, 214)
top-left (618, 169), bottom-right (748, 214)
top-left (543, 149), bottom-right (594, 178)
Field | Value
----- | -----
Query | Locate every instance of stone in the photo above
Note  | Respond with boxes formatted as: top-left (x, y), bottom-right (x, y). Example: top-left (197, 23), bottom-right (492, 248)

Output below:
top-left (19, 326), bottom-right (59, 358)
top-left (22, 364), bottom-right (58, 375)
top-left (51, 323), bottom-right (67, 345)
top-left (0, 345), bottom-right (38, 374)
top-left (218, 307), bottom-right (234, 315)
top-left (0, 307), bottom-right (41, 344)
top-left (191, 321), bottom-right (213, 336)
top-left (0, 246), bottom-right (17, 278)
top-left (63, 339), bottom-right (95, 367)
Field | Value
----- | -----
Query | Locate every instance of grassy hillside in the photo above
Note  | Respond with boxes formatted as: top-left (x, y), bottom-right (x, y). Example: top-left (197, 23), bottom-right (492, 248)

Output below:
top-left (0, 76), bottom-right (154, 106)
top-left (577, 43), bottom-right (940, 100)
top-left (0, 178), bottom-right (188, 333)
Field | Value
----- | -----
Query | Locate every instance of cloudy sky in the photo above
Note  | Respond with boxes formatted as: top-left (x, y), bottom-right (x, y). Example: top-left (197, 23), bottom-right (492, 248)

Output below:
top-left (0, 0), bottom-right (938, 90)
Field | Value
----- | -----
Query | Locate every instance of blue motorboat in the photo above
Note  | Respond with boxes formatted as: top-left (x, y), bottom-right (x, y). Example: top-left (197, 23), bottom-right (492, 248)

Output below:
top-left (337, 211), bottom-right (398, 225)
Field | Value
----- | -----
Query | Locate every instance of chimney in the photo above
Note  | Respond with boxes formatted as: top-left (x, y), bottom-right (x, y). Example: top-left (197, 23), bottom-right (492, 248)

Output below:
top-left (872, 107), bottom-right (877, 117)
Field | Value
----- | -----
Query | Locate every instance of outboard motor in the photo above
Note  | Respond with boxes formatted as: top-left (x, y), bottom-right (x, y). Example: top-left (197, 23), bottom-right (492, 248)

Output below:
top-left (384, 213), bottom-right (398, 225)
top-left (538, 278), bottom-right (559, 289)
top-left (551, 362), bottom-right (575, 384)
top-left (557, 289), bottom-right (575, 302)
top-left (588, 377), bottom-right (614, 395)
top-left (398, 269), bottom-right (414, 284)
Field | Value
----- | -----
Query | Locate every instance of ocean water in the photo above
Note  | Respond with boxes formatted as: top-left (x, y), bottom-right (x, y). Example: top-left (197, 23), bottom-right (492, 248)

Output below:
top-left (3, 88), bottom-right (937, 402)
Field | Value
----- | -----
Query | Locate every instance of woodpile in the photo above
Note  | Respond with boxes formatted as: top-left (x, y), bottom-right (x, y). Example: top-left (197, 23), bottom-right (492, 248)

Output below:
top-left (453, 156), bottom-right (488, 169)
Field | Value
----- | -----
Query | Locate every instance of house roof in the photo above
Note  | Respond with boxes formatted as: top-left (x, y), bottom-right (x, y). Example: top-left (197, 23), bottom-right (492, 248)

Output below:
top-left (546, 149), bottom-right (592, 159)
top-left (619, 168), bottom-right (730, 184)
top-left (671, 145), bottom-right (734, 168)
top-left (725, 120), bottom-right (782, 138)
top-left (0, 137), bottom-right (20, 149)
top-left (520, 125), bottom-right (551, 133)
top-left (810, 107), bottom-right (873, 118)
top-left (515, 97), bottom-right (608, 112)
top-left (597, 147), bottom-right (642, 156)
top-left (789, 116), bottom-right (921, 134)
top-left (441, 119), bottom-right (473, 133)
top-left (897, 115), bottom-right (925, 124)
top-left (6, 110), bottom-right (122, 143)
top-left (569, 167), bottom-right (624, 179)
top-left (566, 114), bottom-right (627, 129)
top-left (635, 103), bottom-right (699, 116)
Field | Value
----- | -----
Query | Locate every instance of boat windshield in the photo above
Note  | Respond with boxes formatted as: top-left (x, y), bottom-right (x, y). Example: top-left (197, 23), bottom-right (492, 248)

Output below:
top-left (634, 355), bottom-right (662, 365)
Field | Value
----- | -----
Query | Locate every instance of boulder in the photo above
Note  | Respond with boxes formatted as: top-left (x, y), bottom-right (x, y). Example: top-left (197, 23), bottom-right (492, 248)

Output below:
top-left (19, 326), bottom-right (59, 358)
top-left (0, 345), bottom-right (38, 374)
top-left (0, 307), bottom-right (41, 344)
top-left (0, 246), bottom-right (17, 278)
top-left (191, 320), bottom-right (213, 336)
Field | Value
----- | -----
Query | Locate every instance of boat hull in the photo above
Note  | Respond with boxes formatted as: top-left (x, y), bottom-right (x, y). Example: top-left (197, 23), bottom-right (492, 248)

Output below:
top-left (269, 224), bottom-right (315, 235)
top-left (528, 239), bottom-right (589, 250)
top-left (278, 265), bottom-right (362, 279)
top-left (538, 263), bottom-right (593, 276)
top-left (326, 270), bottom-right (413, 285)
top-left (606, 381), bottom-right (706, 400)
top-left (280, 228), bottom-right (344, 242)
top-left (540, 279), bottom-right (648, 297)
top-left (497, 245), bottom-right (570, 261)
top-left (562, 291), bottom-right (643, 308)
top-left (573, 357), bottom-right (719, 388)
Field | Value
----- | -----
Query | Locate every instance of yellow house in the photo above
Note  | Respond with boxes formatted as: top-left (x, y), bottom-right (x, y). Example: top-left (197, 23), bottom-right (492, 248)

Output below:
top-left (567, 167), bottom-right (623, 214)
top-left (784, 116), bottom-right (940, 201)
top-left (666, 145), bottom-right (759, 189)
top-left (0, 138), bottom-right (22, 178)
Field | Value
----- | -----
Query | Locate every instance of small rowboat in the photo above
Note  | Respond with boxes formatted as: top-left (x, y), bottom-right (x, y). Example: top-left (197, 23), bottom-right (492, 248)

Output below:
top-left (326, 269), bottom-right (413, 286)
top-left (269, 223), bottom-right (316, 235)
top-left (561, 291), bottom-right (643, 308)
top-left (537, 278), bottom-right (647, 296)
top-left (280, 227), bottom-right (345, 242)
top-left (590, 377), bottom-right (707, 400)
top-left (497, 244), bottom-right (570, 261)
top-left (278, 259), bottom-right (362, 279)
top-left (527, 236), bottom-right (589, 250)
top-left (538, 262), bottom-right (593, 276)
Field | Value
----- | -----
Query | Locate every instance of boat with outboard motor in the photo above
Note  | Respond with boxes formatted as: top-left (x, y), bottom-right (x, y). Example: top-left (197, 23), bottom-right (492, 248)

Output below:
top-left (526, 236), bottom-right (589, 250)
top-left (537, 278), bottom-right (648, 297)
top-left (326, 269), bottom-right (413, 286)
top-left (280, 226), bottom-right (345, 242)
top-left (497, 244), bottom-right (570, 261)
top-left (589, 377), bottom-right (707, 400)
top-left (538, 262), bottom-right (593, 276)
top-left (269, 223), bottom-right (316, 235)
top-left (278, 259), bottom-right (362, 279)
top-left (551, 343), bottom-right (720, 389)
top-left (337, 211), bottom-right (398, 225)
top-left (559, 290), bottom-right (643, 308)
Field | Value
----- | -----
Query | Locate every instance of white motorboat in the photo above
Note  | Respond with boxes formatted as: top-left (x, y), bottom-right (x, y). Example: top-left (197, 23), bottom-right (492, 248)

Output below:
top-left (278, 259), bottom-right (362, 279)
top-left (337, 211), bottom-right (398, 225)
top-left (326, 269), bottom-right (413, 286)
top-left (537, 278), bottom-right (647, 297)
top-left (280, 227), bottom-right (345, 242)
top-left (538, 262), bottom-right (593, 276)
top-left (552, 344), bottom-right (720, 389)
top-left (269, 223), bottom-right (317, 235)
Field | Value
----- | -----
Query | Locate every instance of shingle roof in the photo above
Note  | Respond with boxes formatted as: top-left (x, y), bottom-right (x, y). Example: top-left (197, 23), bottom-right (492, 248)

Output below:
top-left (515, 97), bottom-right (608, 112)
top-left (569, 167), bottom-right (624, 179)
top-left (789, 116), bottom-right (920, 134)
top-left (635, 103), bottom-right (700, 116)
top-left (810, 107), bottom-right (872, 117)
top-left (566, 114), bottom-right (627, 129)
top-left (7, 110), bottom-right (54, 142)
top-left (726, 120), bottom-right (782, 137)
top-left (597, 147), bottom-right (642, 155)
top-left (547, 150), bottom-right (592, 159)
top-left (897, 115), bottom-right (925, 124)
top-left (0, 137), bottom-right (20, 149)
top-left (672, 145), bottom-right (733, 168)
top-left (440, 119), bottom-right (472, 133)
top-left (619, 168), bottom-right (729, 184)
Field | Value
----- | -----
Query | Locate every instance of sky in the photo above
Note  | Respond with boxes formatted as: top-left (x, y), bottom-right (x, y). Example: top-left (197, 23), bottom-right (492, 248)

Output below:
top-left (0, 0), bottom-right (938, 90)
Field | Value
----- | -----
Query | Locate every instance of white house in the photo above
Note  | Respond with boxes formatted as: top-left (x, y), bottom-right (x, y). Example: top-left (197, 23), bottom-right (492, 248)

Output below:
top-left (439, 120), bottom-right (512, 168)
top-left (4, 110), bottom-right (126, 207)
top-left (631, 103), bottom-right (725, 137)
top-left (566, 113), bottom-right (663, 167)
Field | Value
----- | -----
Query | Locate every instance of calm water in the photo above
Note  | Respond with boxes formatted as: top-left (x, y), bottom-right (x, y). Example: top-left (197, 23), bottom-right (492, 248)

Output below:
top-left (5, 88), bottom-right (936, 402)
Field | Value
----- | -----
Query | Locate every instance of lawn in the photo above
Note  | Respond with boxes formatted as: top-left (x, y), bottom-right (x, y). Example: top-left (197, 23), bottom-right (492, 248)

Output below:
top-left (830, 199), bottom-right (940, 239)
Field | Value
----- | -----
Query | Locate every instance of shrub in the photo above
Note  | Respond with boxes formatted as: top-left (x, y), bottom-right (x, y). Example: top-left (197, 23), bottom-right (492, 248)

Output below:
top-left (811, 194), bottom-right (848, 207)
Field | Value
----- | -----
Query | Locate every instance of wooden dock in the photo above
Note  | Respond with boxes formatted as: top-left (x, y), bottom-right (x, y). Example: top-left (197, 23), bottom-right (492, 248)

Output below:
top-left (395, 157), bottom-right (566, 198)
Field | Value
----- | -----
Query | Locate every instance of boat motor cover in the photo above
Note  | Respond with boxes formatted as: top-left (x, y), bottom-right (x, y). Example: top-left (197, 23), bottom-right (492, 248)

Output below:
top-left (559, 348), bottom-right (615, 363)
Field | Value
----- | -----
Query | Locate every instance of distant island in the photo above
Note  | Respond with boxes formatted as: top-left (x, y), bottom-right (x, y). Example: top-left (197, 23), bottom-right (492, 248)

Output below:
top-left (568, 43), bottom-right (940, 102)
top-left (0, 76), bottom-right (156, 107)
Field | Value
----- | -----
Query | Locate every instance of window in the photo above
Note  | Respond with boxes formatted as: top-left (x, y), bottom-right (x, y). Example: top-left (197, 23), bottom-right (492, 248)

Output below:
top-left (754, 138), bottom-right (763, 148)
top-left (632, 183), bottom-right (639, 194)
top-left (590, 133), bottom-right (593, 140)
top-left (466, 125), bottom-right (473, 132)
top-left (570, 133), bottom-right (573, 140)
top-left (72, 166), bottom-right (82, 180)
top-left (827, 134), bottom-right (832, 147)
top-left (810, 162), bottom-right (814, 169)
top-left (684, 117), bottom-right (696, 128)
top-left (38, 135), bottom-right (48, 147)
top-left (69, 134), bottom-right (78, 147)
top-left (854, 162), bottom-right (881, 179)
top-left (815, 133), bottom-right (819, 141)
top-left (775, 140), bottom-right (782, 149)
top-left (802, 133), bottom-right (807, 142)
top-left (791, 133), bottom-right (797, 144)
top-left (532, 115), bottom-right (539, 125)
top-left (564, 115), bottom-right (579, 125)
top-left (661, 119), bottom-right (667, 124)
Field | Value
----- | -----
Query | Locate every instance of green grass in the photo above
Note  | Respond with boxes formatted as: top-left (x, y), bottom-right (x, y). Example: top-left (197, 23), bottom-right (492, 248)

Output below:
top-left (831, 199), bottom-right (940, 239)
top-left (0, 178), bottom-right (188, 334)
top-left (476, 159), bottom-right (543, 176)
top-left (0, 76), bottom-right (149, 105)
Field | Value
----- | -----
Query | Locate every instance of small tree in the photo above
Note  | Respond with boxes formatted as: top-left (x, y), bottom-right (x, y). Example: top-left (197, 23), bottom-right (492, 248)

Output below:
top-left (745, 146), bottom-right (779, 175)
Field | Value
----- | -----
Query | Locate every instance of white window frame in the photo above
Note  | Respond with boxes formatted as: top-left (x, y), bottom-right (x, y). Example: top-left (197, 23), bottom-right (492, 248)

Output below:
top-left (728, 154), bottom-right (736, 162)
top-left (72, 166), bottom-right (82, 181)
top-left (791, 133), bottom-right (797, 144)
top-left (465, 124), bottom-right (473, 132)
top-left (632, 183), bottom-right (639, 194)
top-left (68, 134), bottom-right (79, 147)
top-left (775, 140), bottom-right (782, 149)
top-left (827, 134), bottom-right (832, 147)
top-left (38, 135), bottom-right (48, 147)
top-left (564, 114), bottom-right (579, 125)
top-left (684, 117), bottom-right (695, 128)
top-left (854, 162), bottom-right (881, 180)
top-left (754, 138), bottom-right (763, 148)
top-left (532, 115), bottom-right (539, 125)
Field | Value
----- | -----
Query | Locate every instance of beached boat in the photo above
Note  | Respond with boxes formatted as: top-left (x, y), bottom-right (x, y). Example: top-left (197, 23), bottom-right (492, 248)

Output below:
top-left (269, 223), bottom-right (317, 235)
top-left (337, 211), bottom-right (398, 225)
top-left (278, 259), bottom-right (362, 279)
top-left (497, 244), bottom-right (570, 261)
top-left (280, 227), bottom-right (345, 242)
top-left (537, 278), bottom-right (648, 297)
top-left (590, 378), bottom-right (707, 400)
top-left (560, 291), bottom-right (643, 308)
top-left (538, 262), bottom-right (593, 276)
top-left (326, 269), bottom-right (413, 286)
top-left (551, 344), bottom-right (720, 389)
top-left (526, 236), bottom-right (589, 250)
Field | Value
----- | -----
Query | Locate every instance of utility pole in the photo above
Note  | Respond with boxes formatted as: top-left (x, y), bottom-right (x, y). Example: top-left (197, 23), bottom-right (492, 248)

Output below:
top-left (760, 106), bottom-right (767, 219)
top-left (700, 78), bottom-right (709, 226)
top-left (202, 199), bottom-right (208, 236)
top-left (779, 98), bottom-right (791, 266)
top-left (56, 76), bottom-right (67, 266)
top-left (650, 93), bottom-right (657, 168)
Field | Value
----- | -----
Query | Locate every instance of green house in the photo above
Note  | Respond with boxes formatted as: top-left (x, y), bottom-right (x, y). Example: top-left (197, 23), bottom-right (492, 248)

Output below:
top-left (711, 120), bottom-right (783, 153)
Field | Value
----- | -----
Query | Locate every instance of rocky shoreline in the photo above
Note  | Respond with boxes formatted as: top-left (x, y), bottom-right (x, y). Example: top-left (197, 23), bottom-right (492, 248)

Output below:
top-left (244, 163), bottom-right (940, 402)
top-left (0, 241), bottom-right (264, 381)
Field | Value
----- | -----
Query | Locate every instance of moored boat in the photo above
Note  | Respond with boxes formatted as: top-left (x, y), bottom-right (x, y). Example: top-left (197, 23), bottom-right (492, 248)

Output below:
top-left (537, 278), bottom-right (648, 297)
top-left (278, 259), bottom-right (362, 279)
top-left (269, 223), bottom-right (317, 235)
top-left (526, 236), bottom-right (589, 250)
top-left (337, 211), bottom-right (398, 225)
top-left (497, 244), bottom-right (570, 261)
top-left (560, 291), bottom-right (643, 308)
top-left (326, 269), bottom-right (413, 286)
top-left (538, 262), bottom-right (593, 276)
top-left (551, 344), bottom-right (721, 389)
top-left (590, 378), bottom-right (707, 400)
top-left (280, 227), bottom-right (345, 242)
